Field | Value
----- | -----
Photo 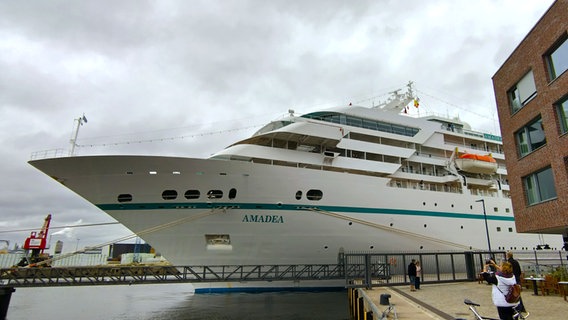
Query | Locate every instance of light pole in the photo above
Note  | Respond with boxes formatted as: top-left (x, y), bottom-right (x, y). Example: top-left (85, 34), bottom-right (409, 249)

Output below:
top-left (476, 199), bottom-right (492, 255)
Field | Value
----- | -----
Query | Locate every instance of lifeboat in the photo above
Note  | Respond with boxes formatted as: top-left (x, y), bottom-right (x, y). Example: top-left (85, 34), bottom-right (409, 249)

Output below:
top-left (455, 152), bottom-right (497, 174)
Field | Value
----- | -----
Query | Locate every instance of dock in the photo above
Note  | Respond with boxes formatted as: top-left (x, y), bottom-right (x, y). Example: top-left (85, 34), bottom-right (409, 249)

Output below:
top-left (350, 282), bottom-right (568, 319)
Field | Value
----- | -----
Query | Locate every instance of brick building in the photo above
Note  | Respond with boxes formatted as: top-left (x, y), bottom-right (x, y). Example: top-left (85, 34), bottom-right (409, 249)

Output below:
top-left (492, 0), bottom-right (568, 243)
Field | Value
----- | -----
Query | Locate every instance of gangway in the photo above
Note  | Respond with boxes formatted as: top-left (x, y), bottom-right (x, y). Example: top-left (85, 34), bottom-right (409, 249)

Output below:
top-left (0, 253), bottom-right (391, 288)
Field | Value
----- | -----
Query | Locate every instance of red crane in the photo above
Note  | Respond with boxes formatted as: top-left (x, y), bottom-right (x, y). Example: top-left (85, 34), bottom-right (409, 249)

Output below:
top-left (19, 214), bottom-right (52, 267)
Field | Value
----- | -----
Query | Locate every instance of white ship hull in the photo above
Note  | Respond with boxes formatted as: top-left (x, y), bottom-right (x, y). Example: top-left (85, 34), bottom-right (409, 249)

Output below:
top-left (29, 155), bottom-right (557, 266)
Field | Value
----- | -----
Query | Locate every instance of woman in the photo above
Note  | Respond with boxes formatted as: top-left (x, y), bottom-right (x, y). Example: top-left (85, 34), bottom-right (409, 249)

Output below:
top-left (482, 260), bottom-right (519, 320)
top-left (415, 260), bottom-right (421, 290)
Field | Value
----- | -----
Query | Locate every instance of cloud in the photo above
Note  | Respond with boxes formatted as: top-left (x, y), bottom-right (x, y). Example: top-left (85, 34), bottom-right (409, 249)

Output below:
top-left (0, 0), bottom-right (554, 250)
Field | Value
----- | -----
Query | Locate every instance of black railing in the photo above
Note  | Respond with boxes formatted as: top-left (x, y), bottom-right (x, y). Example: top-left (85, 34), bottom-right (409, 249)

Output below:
top-left (1, 250), bottom-right (565, 288)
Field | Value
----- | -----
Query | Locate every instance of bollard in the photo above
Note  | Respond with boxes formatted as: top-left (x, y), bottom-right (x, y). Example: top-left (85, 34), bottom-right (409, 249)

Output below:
top-left (380, 293), bottom-right (391, 306)
top-left (0, 287), bottom-right (15, 320)
top-left (357, 296), bottom-right (364, 320)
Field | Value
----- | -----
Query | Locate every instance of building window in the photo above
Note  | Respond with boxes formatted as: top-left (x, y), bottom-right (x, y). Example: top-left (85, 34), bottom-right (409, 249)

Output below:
top-left (523, 166), bottom-right (557, 205)
top-left (546, 36), bottom-right (568, 80)
top-left (508, 70), bottom-right (537, 113)
top-left (515, 116), bottom-right (546, 157)
top-left (557, 96), bottom-right (568, 134)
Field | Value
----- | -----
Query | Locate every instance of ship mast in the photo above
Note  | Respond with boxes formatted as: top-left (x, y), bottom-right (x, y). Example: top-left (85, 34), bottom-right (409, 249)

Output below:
top-left (69, 114), bottom-right (87, 156)
top-left (373, 81), bottom-right (417, 112)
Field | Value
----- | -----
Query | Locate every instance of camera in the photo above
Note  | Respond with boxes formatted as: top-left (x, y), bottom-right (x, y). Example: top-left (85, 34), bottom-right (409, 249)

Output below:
top-left (485, 259), bottom-right (491, 264)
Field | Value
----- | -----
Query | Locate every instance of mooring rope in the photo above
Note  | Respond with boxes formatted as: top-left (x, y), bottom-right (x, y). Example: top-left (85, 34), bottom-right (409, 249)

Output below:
top-left (307, 207), bottom-right (475, 251)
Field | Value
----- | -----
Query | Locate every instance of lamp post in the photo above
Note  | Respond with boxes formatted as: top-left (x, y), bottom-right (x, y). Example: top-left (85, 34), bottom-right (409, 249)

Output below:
top-left (476, 199), bottom-right (492, 255)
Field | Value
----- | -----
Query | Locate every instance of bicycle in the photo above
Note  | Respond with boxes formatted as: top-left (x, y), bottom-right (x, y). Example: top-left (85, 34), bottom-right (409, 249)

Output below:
top-left (378, 293), bottom-right (398, 320)
top-left (456, 299), bottom-right (529, 320)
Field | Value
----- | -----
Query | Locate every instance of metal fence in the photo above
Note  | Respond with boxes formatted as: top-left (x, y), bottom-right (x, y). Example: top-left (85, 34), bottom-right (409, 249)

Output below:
top-left (343, 250), bottom-right (568, 289)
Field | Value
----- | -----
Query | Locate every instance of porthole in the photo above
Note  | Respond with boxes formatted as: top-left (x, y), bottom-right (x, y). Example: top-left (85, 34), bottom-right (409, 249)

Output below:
top-left (162, 190), bottom-right (178, 200)
top-left (306, 189), bottom-right (323, 201)
top-left (228, 188), bottom-right (237, 199)
top-left (390, 223), bottom-right (393, 227)
top-left (207, 190), bottom-right (223, 199)
top-left (470, 205), bottom-right (473, 210)
top-left (451, 204), bottom-right (454, 208)
top-left (434, 203), bottom-right (437, 207)
top-left (423, 202), bottom-right (426, 206)
top-left (420, 246), bottom-right (423, 249)
top-left (117, 194), bottom-right (132, 202)
top-left (295, 191), bottom-right (302, 200)
top-left (184, 190), bottom-right (200, 199)
top-left (370, 246), bottom-right (374, 249)
top-left (423, 224), bottom-right (427, 228)
top-left (460, 226), bottom-right (464, 229)
top-left (324, 246), bottom-right (328, 249)
top-left (349, 222), bottom-right (353, 226)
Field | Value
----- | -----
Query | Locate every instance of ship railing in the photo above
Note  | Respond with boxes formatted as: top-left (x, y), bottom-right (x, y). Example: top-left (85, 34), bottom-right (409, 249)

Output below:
top-left (30, 148), bottom-right (69, 160)
top-left (445, 142), bottom-right (504, 156)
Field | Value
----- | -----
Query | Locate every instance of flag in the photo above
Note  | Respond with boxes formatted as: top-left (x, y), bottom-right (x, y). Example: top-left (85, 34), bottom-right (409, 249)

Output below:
top-left (413, 98), bottom-right (420, 108)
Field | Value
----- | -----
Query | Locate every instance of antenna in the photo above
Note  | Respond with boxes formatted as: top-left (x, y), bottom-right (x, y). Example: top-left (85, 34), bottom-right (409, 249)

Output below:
top-left (69, 114), bottom-right (87, 156)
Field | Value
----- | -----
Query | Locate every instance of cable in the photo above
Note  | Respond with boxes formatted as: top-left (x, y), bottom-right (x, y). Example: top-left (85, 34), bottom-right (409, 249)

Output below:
top-left (30, 207), bottom-right (225, 267)
top-left (0, 222), bottom-right (121, 234)
top-left (306, 207), bottom-right (475, 251)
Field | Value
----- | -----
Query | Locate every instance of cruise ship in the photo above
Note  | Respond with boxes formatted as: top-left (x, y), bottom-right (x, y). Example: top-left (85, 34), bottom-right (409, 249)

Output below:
top-left (29, 83), bottom-right (560, 270)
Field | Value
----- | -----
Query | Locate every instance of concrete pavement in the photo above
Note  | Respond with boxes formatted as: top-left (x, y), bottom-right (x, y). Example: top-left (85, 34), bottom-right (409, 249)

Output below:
top-left (363, 281), bottom-right (568, 319)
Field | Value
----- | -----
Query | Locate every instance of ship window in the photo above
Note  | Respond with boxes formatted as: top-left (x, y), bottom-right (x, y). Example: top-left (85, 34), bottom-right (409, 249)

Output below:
top-left (505, 208), bottom-right (510, 213)
top-left (493, 207), bottom-right (498, 212)
top-left (509, 227), bottom-right (513, 232)
top-left (301, 112), bottom-right (419, 137)
top-left (205, 234), bottom-right (231, 245)
top-left (162, 190), bottom-right (178, 200)
top-left (306, 189), bottom-right (323, 201)
top-left (228, 188), bottom-right (237, 199)
top-left (117, 194), bottom-right (132, 202)
top-left (496, 227), bottom-right (501, 232)
top-left (184, 190), bottom-right (200, 199)
top-left (207, 190), bottom-right (223, 199)
top-left (295, 191), bottom-right (302, 200)
top-left (508, 70), bottom-right (536, 113)
top-left (515, 115), bottom-right (546, 157)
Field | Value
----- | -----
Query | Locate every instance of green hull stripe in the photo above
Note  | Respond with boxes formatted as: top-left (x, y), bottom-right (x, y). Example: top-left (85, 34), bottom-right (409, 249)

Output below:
top-left (96, 202), bottom-right (514, 222)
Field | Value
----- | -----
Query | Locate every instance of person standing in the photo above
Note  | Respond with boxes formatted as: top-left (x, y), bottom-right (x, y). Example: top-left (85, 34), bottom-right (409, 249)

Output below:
top-left (408, 259), bottom-right (417, 292)
top-left (507, 251), bottom-right (527, 315)
top-left (415, 260), bottom-right (422, 290)
top-left (482, 260), bottom-right (519, 320)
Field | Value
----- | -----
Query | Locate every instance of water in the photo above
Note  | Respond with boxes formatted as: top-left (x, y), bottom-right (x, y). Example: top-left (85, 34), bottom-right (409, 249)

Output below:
top-left (6, 284), bottom-right (349, 320)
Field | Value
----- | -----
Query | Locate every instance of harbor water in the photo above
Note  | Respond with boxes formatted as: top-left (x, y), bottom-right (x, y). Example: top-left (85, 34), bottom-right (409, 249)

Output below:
top-left (6, 284), bottom-right (349, 320)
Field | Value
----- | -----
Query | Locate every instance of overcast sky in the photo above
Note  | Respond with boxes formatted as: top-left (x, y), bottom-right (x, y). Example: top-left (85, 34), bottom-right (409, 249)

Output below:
top-left (0, 1), bottom-right (555, 253)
